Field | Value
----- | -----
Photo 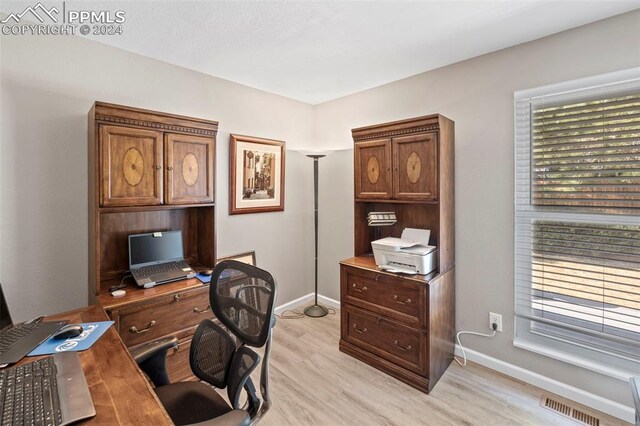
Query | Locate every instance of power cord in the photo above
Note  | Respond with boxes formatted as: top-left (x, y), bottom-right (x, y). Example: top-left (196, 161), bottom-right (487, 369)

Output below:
top-left (277, 310), bottom-right (304, 319)
top-left (454, 322), bottom-right (498, 367)
top-left (276, 306), bottom-right (338, 319)
top-left (109, 273), bottom-right (133, 293)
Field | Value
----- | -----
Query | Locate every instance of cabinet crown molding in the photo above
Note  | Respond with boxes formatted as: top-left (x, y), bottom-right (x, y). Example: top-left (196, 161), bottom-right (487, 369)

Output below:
top-left (94, 101), bottom-right (218, 137)
top-left (352, 114), bottom-right (450, 141)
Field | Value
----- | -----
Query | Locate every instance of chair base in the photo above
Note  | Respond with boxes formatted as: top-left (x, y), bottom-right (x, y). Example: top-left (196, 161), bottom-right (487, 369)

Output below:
top-left (304, 304), bottom-right (329, 318)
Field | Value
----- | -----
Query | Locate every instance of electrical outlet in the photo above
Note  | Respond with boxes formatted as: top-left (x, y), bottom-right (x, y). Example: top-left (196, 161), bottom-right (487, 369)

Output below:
top-left (489, 312), bottom-right (502, 332)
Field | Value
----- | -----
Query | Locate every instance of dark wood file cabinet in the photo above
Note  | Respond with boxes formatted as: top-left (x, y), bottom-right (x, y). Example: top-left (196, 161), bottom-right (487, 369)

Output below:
top-left (340, 114), bottom-right (455, 393)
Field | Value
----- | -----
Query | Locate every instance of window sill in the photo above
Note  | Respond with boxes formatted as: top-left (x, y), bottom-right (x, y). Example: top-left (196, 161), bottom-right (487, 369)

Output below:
top-left (514, 338), bottom-right (636, 382)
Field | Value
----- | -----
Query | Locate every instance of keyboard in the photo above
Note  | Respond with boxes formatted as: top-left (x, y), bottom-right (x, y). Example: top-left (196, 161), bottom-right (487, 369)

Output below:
top-left (132, 260), bottom-right (190, 278)
top-left (131, 260), bottom-right (194, 288)
top-left (0, 323), bottom-right (40, 353)
top-left (0, 353), bottom-right (95, 426)
top-left (0, 321), bottom-right (67, 366)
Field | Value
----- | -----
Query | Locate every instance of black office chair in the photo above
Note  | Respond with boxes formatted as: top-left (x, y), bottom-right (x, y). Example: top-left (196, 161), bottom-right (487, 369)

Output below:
top-left (131, 260), bottom-right (277, 426)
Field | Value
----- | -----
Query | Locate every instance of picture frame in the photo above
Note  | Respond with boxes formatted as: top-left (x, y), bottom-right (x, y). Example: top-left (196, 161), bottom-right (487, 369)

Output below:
top-left (216, 251), bottom-right (257, 266)
top-left (229, 134), bottom-right (285, 215)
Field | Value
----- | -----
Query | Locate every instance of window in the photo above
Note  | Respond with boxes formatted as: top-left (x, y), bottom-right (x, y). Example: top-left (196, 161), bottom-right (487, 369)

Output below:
top-left (514, 68), bottom-right (640, 378)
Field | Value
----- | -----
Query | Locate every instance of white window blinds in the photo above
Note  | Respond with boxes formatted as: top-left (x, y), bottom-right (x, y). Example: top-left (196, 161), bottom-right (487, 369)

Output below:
top-left (515, 69), bottom-right (640, 370)
top-left (532, 93), bottom-right (640, 209)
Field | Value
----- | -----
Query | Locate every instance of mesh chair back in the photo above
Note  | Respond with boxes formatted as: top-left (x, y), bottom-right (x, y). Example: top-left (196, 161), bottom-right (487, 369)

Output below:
top-left (210, 260), bottom-right (277, 347)
top-left (189, 319), bottom-right (236, 388)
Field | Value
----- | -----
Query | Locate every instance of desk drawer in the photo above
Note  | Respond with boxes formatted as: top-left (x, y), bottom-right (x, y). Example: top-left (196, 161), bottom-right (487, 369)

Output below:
top-left (342, 305), bottom-right (426, 375)
top-left (167, 337), bottom-right (194, 382)
top-left (113, 287), bottom-right (214, 347)
top-left (343, 266), bottom-right (426, 327)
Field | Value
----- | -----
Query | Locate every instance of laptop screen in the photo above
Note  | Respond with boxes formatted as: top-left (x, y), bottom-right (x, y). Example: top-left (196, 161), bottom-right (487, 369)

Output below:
top-left (0, 283), bottom-right (13, 332)
top-left (128, 231), bottom-right (184, 269)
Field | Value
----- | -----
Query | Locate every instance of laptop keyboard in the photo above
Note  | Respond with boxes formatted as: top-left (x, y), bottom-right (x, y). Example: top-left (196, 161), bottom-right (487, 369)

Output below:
top-left (0, 356), bottom-right (63, 426)
top-left (132, 261), bottom-right (190, 278)
top-left (0, 323), bottom-right (40, 353)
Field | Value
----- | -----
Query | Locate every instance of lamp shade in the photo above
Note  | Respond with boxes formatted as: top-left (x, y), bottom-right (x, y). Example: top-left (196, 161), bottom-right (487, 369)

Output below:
top-left (296, 150), bottom-right (335, 159)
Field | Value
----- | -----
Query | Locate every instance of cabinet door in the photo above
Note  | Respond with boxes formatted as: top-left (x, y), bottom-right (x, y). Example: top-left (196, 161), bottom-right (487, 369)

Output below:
top-left (100, 125), bottom-right (163, 206)
top-left (392, 133), bottom-right (437, 200)
top-left (354, 139), bottom-right (392, 199)
top-left (165, 134), bottom-right (215, 204)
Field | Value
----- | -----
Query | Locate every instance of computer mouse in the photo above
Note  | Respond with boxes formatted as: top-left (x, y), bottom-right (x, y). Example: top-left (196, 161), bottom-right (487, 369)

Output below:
top-left (201, 269), bottom-right (214, 276)
top-left (53, 324), bottom-right (83, 340)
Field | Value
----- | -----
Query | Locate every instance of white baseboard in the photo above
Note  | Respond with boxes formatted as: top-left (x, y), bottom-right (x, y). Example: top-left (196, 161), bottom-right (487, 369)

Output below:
top-left (455, 345), bottom-right (636, 423)
top-left (317, 294), bottom-right (340, 310)
top-left (275, 293), bottom-right (340, 315)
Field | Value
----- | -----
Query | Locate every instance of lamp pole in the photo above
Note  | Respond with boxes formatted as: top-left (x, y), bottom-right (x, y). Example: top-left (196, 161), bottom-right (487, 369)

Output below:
top-left (304, 154), bottom-right (328, 318)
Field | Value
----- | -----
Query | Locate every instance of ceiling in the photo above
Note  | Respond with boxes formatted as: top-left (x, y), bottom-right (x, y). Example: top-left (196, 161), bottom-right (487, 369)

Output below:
top-left (6, 1), bottom-right (640, 104)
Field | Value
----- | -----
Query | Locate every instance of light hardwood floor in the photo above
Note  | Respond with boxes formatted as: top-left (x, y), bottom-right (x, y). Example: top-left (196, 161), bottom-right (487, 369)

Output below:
top-left (260, 310), bottom-right (630, 426)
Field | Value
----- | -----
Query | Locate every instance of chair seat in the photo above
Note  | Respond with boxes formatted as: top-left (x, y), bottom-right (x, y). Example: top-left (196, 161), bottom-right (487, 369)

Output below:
top-left (155, 381), bottom-right (232, 426)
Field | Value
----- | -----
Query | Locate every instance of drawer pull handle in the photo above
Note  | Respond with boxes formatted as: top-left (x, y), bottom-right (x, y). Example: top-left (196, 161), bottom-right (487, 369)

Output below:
top-left (352, 284), bottom-right (368, 293)
top-left (352, 324), bottom-right (368, 334)
top-left (173, 344), bottom-right (180, 354)
top-left (193, 305), bottom-right (211, 314)
top-left (375, 274), bottom-right (381, 281)
top-left (173, 294), bottom-right (181, 302)
top-left (129, 320), bottom-right (156, 334)
top-left (393, 295), bottom-right (411, 305)
top-left (394, 340), bottom-right (412, 352)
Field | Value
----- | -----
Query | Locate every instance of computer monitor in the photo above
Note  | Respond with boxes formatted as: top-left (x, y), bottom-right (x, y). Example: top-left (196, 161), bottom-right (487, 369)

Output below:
top-left (128, 231), bottom-right (184, 269)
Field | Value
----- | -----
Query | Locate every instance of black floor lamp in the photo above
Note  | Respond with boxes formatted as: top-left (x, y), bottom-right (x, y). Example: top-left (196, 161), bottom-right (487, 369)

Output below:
top-left (304, 152), bottom-right (330, 318)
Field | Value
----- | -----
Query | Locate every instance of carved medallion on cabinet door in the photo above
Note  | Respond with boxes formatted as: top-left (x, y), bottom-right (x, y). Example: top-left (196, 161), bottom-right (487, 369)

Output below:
top-left (354, 139), bottom-right (392, 199)
top-left (393, 133), bottom-right (438, 200)
top-left (100, 125), bottom-right (163, 206)
top-left (165, 134), bottom-right (215, 204)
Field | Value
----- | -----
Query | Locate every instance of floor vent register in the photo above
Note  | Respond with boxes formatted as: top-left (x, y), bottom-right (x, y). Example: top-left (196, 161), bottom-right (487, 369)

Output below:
top-left (541, 396), bottom-right (600, 426)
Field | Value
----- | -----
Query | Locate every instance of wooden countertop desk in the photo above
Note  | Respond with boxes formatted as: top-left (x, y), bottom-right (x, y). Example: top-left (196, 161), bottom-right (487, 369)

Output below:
top-left (26, 304), bottom-right (172, 425)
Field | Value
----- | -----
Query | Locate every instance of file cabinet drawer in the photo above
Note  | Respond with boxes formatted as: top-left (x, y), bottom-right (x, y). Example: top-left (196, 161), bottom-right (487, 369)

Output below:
top-left (112, 287), bottom-right (214, 347)
top-left (342, 305), bottom-right (426, 375)
top-left (343, 265), bottom-right (426, 328)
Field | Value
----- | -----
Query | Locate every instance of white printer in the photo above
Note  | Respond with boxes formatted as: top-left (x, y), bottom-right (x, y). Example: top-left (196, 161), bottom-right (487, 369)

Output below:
top-left (372, 228), bottom-right (437, 275)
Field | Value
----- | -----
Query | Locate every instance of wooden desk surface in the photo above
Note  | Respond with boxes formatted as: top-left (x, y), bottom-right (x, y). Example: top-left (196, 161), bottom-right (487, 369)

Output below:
top-left (39, 304), bottom-right (172, 425)
top-left (97, 277), bottom-right (205, 310)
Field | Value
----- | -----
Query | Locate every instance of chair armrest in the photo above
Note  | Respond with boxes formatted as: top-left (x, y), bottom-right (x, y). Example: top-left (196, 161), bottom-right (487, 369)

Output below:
top-left (130, 336), bottom-right (179, 364)
top-left (130, 336), bottom-right (178, 387)
top-left (188, 409), bottom-right (250, 426)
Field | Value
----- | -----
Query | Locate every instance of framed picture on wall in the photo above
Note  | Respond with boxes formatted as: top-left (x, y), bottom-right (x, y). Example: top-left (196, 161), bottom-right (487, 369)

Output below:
top-left (216, 251), bottom-right (257, 266)
top-left (229, 134), bottom-right (285, 214)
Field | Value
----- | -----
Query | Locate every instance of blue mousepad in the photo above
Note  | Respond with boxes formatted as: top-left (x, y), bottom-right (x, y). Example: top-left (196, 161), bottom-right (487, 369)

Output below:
top-left (196, 273), bottom-right (211, 283)
top-left (28, 321), bottom-right (114, 356)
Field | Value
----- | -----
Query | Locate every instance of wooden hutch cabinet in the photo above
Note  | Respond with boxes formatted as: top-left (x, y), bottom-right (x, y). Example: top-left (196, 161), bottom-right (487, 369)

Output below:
top-left (355, 130), bottom-right (438, 201)
top-left (340, 114), bottom-right (455, 393)
top-left (88, 102), bottom-right (218, 382)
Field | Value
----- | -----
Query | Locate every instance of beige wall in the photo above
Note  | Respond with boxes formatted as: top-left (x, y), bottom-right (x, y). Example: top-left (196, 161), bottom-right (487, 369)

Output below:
top-left (1, 8), bottom-right (639, 414)
top-left (0, 34), bottom-right (316, 319)
top-left (315, 10), bottom-right (640, 408)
